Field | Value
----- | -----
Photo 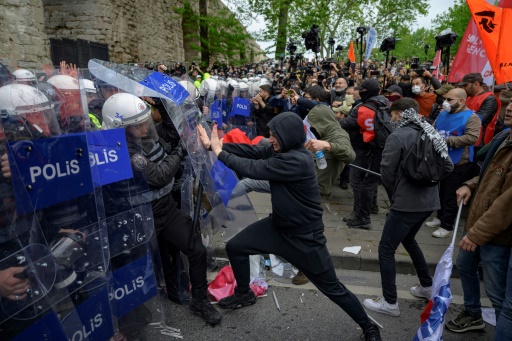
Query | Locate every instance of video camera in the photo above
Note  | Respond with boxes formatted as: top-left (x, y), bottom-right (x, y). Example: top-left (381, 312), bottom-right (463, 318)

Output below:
top-left (287, 40), bottom-right (298, 55)
top-left (302, 24), bottom-right (320, 53)
top-left (322, 58), bottom-right (336, 71)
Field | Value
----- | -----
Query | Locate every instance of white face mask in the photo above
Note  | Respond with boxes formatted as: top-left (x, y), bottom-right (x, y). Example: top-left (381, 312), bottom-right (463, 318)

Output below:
top-left (412, 85), bottom-right (422, 94)
top-left (442, 100), bottom-right (451, 112)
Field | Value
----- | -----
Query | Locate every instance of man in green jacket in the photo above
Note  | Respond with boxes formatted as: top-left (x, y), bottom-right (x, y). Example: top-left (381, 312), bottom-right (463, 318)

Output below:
top-left (305, 105), bottom-right (356, 196)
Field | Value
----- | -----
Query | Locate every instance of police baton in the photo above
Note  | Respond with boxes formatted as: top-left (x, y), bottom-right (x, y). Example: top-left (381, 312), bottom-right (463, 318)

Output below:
top-left (348, 164), bottom-right (382, 177)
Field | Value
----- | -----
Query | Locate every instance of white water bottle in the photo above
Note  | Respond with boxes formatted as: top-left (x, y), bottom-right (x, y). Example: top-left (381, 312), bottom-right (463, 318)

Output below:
top-left (315, 150), bottom-right (327, 169)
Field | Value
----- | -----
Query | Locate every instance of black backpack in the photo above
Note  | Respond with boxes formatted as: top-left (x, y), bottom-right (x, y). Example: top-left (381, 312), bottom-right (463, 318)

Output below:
top-left (362, 100), bottom-right (392, 150)
top-left (401, 127), bottom-right (449, 187)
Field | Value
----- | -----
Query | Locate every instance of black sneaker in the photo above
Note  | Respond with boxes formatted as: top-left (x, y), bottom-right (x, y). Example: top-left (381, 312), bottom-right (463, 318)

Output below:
top-left (361, 323), bottom-right (382, 341)
top-left (446, 309), bottom-right (485, 333)
top-left (343, 211), bottom-right (357, 222)
top-left (189, 296), bottom-right (222, 324)
top-left (347, 216), bottom-right (372, 230)
top-left (219, 288), bottom-right (256, 309)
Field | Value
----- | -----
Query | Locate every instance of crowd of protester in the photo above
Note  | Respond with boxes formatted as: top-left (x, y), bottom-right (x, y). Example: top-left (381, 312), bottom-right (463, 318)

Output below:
top-left (1, 54), bottom-right (511, 341)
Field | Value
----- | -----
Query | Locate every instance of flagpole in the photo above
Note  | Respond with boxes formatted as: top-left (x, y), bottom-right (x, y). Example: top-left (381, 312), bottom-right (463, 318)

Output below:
top-left (450, 201), bottom-right (464, 245)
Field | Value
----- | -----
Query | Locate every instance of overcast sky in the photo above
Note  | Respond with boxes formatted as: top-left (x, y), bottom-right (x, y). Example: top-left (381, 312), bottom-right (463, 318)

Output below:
top-left (240, 0), bottom-right (457, 57)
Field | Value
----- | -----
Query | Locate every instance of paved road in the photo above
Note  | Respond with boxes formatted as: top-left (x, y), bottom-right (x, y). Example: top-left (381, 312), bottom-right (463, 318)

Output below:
top-left (138, 269), bottom-right (495, 341)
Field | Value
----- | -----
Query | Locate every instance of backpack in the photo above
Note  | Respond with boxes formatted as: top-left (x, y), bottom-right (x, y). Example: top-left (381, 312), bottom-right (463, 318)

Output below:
top-left (362, 100), bottom-right (392, 150)
top-left (401, 127), bottom-right (448, 187)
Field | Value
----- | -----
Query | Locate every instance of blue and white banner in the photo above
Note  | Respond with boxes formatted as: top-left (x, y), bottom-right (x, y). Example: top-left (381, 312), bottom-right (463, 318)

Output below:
top-left (229, 97), bottom-right (251, 117)
top-left (87, 128), bottom-right (133, 187)
top-left (111, 252), bottom-right (158, 318)
top-left (9, 133), bottom-right (94, 215)
top-left (365, 27), bottom-right (378, 61)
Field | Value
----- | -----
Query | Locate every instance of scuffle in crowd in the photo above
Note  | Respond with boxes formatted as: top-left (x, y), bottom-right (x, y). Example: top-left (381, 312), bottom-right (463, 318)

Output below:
top-left (0, 53), bottom-right (511, 341)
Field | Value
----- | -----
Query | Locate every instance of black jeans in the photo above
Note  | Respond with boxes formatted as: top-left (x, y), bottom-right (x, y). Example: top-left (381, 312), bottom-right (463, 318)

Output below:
top-left (438, 162), bottom-right (474, 231)
top-left (349, 148), bottom-right (382, 220)
top-left (226, 216), bottom-right (373, 330)
top-left (379, 210), bottom-right (433, 304)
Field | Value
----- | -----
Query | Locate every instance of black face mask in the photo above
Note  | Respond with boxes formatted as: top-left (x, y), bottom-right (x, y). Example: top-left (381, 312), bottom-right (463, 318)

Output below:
top-left (360, 90), bottom-right (378, 102)
top-left (436, 95), bottom-right (444, 105)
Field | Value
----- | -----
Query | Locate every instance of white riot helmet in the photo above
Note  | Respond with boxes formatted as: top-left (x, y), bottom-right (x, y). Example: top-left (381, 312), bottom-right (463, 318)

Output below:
top-left (47, 75), bottom-right (80, 91)
top-left (102, 93), bottom-right (158, 142)
top-left (79, 79), bottom-right (97, 94)
top-left (199, 78), bottom-right (218, 106)
top-left (179, 80), bottom-right (199, 102)
top-left (238, 81), bottom-right (248, 98)
top-left (0, 84), bottom-right (60, 138)
top-left (13, 69), bottom-right (37, 85)
top-left (79, 78), bottom-right (98, 103)
top-left (227, 79), bottom-right (240, 98)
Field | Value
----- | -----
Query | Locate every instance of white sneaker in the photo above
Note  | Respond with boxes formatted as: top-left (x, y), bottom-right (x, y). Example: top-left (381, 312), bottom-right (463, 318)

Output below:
top-left (425, 217), bottom-right (441, 227)
top-left (432, 227), bottom-right (453, 238)
top-left (362, 297), bottom-right (400, 317)
top-left (410, 285), bottom-right (432, 300)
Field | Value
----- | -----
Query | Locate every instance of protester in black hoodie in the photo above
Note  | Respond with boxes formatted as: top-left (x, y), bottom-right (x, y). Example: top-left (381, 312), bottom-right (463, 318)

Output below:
top-left (198, 113), bottom-right (381, 341)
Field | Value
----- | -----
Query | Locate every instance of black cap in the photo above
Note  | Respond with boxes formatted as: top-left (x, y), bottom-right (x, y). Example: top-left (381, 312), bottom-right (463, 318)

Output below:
top-left (458, 72), bottom-right (483, 87)
top-left (384, 84), bottom-right (403, 96)
top-left (354, 79), bottom-right (381, 92)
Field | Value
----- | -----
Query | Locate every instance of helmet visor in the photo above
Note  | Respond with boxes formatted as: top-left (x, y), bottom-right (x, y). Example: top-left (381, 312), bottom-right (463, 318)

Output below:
top-left (125, 115), bottom-right (158, 144)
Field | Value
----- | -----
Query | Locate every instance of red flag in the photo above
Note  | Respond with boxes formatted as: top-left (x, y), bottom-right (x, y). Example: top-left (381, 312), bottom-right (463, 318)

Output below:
top-left (348, 41), bottom-right (356, 63)
top-left (466, 0), bottom-right (512, 84)
top-left (447, 19), bottom-right (491, 83)
top-left (432, 50), bottom-right (442, 78)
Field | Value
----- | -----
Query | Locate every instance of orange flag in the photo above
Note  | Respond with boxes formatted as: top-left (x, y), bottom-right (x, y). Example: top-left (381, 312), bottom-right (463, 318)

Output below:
top-left (466, 0), bottom-right (512, 83)
top-left (348, 41), bottom-right (356, 63)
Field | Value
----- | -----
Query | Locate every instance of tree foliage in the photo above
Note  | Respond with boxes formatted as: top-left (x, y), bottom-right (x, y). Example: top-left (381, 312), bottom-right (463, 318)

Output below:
top-left (175, 0), bottom-right (256, 66)
top-left (226, 0), bottom-right (430, 60)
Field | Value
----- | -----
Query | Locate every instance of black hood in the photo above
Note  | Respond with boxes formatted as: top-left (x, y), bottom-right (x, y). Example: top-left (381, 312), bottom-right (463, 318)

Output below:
top-left (267, 112), bottom-right (305, 153)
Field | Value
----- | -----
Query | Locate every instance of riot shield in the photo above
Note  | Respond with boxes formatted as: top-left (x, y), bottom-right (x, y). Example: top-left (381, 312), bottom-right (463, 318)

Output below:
top-left (87, 59), bottom-right (259, 245)
top-left (0, 70), bottom-right (115, 340)
top-left (227, 79), bottom-right (255, 139)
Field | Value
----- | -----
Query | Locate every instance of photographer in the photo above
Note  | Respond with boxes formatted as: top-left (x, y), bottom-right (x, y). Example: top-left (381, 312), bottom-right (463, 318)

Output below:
top-left (251, 84), bottom-right (275, 137)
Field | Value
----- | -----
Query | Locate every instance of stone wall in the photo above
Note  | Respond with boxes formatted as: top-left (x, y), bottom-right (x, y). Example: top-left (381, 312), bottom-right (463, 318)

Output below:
top-left (0, 0), bottom-right (263, 69)
top-left (43, 0), bottom-right (186, 63)
top-left (0, 0), bottom-right (51, 68)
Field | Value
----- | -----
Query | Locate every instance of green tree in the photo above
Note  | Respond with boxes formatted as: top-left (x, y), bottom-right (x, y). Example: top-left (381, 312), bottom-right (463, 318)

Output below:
top-left (227, 0), bottom-right (429, 60)
top-left (175, 0), bottom-right (255, 67)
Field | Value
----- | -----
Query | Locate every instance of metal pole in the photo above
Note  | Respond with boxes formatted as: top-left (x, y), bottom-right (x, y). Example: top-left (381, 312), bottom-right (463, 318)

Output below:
top-left (348, 164), bottom-right (382, 177)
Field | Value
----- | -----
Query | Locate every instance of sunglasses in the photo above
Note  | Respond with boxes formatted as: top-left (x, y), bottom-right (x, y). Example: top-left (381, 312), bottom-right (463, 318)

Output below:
top-left (445, 98), bottom-right (458, 102)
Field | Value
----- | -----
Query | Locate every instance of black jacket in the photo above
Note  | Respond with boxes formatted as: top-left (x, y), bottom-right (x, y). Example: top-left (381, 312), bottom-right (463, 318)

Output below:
top-left (218, 112), bottom-right (324, 234)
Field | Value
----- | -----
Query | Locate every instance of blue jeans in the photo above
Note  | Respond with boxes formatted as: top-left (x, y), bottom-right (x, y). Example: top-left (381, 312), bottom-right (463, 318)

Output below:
top-left (379, 210), bottom-right (433, 304)
top-left (495, 250), bottom-right (512, 340)
top-left (456, 234), bottom-right (510, 319)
